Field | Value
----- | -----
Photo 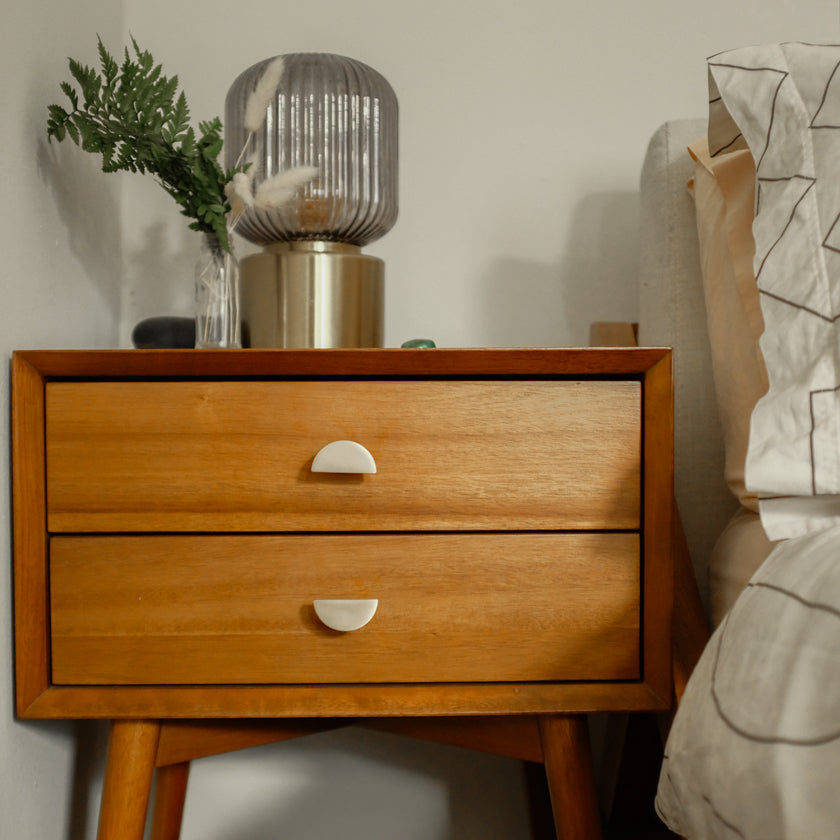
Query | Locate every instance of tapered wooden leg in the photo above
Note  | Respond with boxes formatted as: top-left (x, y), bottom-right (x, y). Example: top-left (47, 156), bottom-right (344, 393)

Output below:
top-left (97, 720), bottom-right (161, 840)
top-left (151, 761), bottom-right (191, 840)
top-left (539, 714), bottom-right (602, 840)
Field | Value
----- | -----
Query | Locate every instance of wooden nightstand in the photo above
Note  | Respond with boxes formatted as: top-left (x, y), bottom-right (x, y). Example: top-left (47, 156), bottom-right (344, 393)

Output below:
top-left (11, 348), bottom-right (673, 840)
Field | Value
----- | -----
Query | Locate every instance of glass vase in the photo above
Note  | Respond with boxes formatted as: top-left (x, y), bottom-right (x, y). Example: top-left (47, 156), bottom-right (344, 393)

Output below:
top-left (194, 233), bottom-right (241, 348)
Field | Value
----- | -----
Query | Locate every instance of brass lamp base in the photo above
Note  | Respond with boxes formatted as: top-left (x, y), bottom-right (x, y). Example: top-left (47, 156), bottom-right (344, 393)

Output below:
top-left (240, 241), bottom-right (384, 348)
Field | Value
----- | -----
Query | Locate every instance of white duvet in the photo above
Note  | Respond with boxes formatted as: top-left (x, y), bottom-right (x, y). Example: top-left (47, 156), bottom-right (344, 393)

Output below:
top-left (657, 526), bottom-right (840, 838)
top-left (656, 43), bottom-right (840, 838)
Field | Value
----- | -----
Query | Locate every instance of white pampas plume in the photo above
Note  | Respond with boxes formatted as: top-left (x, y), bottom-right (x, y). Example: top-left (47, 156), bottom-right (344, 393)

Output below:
top-left (233, 57), bottom-right (285, 169)
top-left (244, 56), bottom-right (285, 134)
top-left (224, 170), bottom-right (255, 218)
top-left (254, 165), bottom-right (319, 210)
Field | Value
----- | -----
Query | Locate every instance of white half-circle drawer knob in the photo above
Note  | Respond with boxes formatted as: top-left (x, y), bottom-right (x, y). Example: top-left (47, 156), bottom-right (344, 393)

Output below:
top-left (311, 440), bottom-right (377, 474)
top-left (313, 599), bottom-right (379, 632)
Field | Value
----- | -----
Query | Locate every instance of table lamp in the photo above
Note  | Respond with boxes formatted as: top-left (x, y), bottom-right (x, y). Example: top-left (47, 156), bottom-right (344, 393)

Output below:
top-left (225, 52), bottom-right (398, 347)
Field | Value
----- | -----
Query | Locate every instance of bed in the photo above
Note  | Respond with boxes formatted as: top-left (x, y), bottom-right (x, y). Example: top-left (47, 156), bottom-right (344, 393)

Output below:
top-left (645, 43), bottom-right (840, 839)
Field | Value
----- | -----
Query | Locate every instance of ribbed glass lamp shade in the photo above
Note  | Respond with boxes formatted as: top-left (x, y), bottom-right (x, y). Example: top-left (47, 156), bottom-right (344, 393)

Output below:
top-left (224, 53), bottom-right (398, 247)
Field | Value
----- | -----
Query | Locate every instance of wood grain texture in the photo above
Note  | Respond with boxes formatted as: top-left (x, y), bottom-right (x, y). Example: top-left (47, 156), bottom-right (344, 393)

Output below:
top-left (46, 379), bottom-right (641, 533)
top-left (96, 720), bottom-right (160, 840)
top-left (12, 347), bottom-right (673, 722)
top-left (589, 321), bottom-right (639, 347)
top-left (11, 354), bottom-right (49, 714)
top-left (149, 762), bottom-right (189, 840)
top-left (13, 346), bottom-right (671, 379)
top-left (360, 715), bottom-right (544, 763)
top-left (122, 716), bottom-right (547, 766)
top-left (589, 327), bottom-right (696, 706)
top-left (155, 720), bottom-right (345, 766)
top-left (540, 715), bottom-right (603, 839)
top-left (11, 347), bottom-right (676, 840)
top-left (641, 353), bottom-right (675, 705)
top-left (50, 533), bottom-right (641, 685)
top-left (19, 681), bottom-right (670, 720)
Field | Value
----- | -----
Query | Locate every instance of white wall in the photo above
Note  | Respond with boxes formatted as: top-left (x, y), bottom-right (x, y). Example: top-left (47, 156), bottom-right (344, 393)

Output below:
top-left (3, 1), bottom-right (839, 838)
top-left (0, 2), bottom-right (125, 839)
top-left (117, 0), bottom-right (840, 350)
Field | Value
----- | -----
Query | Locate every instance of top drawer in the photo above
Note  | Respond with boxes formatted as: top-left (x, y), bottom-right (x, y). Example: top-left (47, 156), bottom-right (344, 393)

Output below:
top-left (46, 379), bottom-right (641, 533)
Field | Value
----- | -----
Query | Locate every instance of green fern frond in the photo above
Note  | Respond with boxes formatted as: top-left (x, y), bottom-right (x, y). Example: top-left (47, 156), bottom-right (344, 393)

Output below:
top-left (46, 37), bottom-right (245, 250)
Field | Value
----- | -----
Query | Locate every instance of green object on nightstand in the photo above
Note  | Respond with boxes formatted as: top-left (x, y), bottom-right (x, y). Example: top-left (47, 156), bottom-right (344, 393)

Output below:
top-left (401, 339), bottom-right (436, 348)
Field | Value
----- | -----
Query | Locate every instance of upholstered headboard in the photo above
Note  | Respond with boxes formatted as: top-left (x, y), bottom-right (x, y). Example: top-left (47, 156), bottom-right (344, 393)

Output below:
top-left (638, 119), bottom-right (738, 609)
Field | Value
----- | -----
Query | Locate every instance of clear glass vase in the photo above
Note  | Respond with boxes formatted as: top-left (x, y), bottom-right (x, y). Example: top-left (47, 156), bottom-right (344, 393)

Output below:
top-left (194, 233), bottom-right (241, 348)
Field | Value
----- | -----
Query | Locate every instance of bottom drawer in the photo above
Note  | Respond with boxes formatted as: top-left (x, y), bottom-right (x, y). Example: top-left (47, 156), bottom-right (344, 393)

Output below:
top-left (50, 533), bottom-right (641, 686)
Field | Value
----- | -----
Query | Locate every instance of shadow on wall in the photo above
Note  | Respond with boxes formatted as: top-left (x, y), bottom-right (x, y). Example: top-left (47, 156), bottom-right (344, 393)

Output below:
top-left (58, 725), bottom-right (532, 840)
top-left (177, 727), bottom-right (532, 840)
top-left (123, 220), bottom-right (199, 328)
top-left (67, 721), bottom-right (110, 840)
top-left (37, 138), bottom-right (198, 342)
top-left (36, 140), bottom-right (123, 325)
top-left (479, 192), bottom-right (640, 347)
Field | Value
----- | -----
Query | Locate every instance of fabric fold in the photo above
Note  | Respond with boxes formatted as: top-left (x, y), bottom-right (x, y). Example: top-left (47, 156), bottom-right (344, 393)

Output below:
top-left (710, 42), bottom-right (840, 540)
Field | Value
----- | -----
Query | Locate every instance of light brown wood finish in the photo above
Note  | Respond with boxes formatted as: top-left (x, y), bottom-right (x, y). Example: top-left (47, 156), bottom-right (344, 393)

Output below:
top-left (589, 322), bottom-right (710, 705)
top-left (540, 715), bottom-right (603, 839)
top-left (46, 379), bottom-right (641, 533)
top-left (589, 321), bottom-right (639, 348)
top-left (11, 355), bottom-right (49, 713)
top-left (641, 352), bottom-right (676, 705)
top-left (150, 762), bottom-right (190, 840)
top-left (152, 716), bottom-right (544, 765)
top-left (12, 346), bottom-right (673, 379)
top-left (361, 716), bottom-right (545, 763)
top-left (154, 720), bottom-right (347, 766)
top-left (590, 322), bottom-right (707, 836)
top-left (50, 533), bottom-right (641, 686)
top-left (124, 718), bottom-right (550, 840)
top-left (97, 720), bottom-right (161, 840)
top-left (20, 680), bottom-right (672, 720)
top-left (11, 347), bottom-right (675, 838)
top-left (14, 347), bottom-right (673, 720)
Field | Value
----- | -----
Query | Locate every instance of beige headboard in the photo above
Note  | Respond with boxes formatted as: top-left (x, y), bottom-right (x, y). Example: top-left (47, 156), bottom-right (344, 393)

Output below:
top-left (638, 119), bottom-right (738, 609)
